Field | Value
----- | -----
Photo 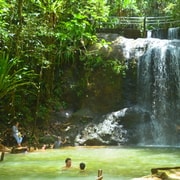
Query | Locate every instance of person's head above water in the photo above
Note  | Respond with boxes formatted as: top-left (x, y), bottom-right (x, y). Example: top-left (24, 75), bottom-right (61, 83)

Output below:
top-left (65, 157), bottom-right (72, 168)
top-left (79, 162), bottom-right (86, 170)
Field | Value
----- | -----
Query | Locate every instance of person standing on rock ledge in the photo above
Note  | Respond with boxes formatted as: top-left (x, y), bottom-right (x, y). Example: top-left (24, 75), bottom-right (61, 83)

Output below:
top-left (12, 122), bottom-right (23, 147)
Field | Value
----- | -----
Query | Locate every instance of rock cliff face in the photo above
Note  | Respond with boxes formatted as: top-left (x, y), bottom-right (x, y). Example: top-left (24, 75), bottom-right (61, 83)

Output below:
top-left (50, 34), bottom-right (180, 146)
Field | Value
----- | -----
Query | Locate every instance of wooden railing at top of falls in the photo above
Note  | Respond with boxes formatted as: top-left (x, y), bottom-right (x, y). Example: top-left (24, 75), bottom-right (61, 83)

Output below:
top-left (96, 16), bottom-right (180, 37)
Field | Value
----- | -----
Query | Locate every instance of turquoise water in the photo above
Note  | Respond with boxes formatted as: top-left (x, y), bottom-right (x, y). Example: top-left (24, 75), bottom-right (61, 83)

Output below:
top-left (0, 146), bottom-right (179, 180)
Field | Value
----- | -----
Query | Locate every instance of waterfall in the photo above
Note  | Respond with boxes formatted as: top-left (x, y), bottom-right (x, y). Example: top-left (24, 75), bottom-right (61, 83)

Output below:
top-left (79, 34), bottom-right (180, 146)
top-left (147, 27), bottom-right (180, 40)
top-left (147, 30), bottom-right (152, 38)
top-left (168, 27), bottom-right (180, 40)
top-left (137, 39), bottom-right (180, 145)
top-left (99, 35), bottom-right (180, 146)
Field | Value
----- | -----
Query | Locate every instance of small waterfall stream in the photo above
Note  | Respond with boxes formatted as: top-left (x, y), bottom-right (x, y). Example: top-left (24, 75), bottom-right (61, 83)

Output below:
top-left (168, 27), bottom-right (180, 40)
top-left (147, 27), bottom-right (180, 40)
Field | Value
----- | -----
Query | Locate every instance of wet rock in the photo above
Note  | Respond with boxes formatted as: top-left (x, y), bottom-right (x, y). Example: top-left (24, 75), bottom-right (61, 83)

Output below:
top-left (74, 109), bottom-right (128, 145)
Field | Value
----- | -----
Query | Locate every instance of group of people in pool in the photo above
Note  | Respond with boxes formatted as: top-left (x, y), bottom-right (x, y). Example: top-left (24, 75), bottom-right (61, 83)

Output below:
top-left (62, 157), bottom-right (85, 171)
top-left (62, 157), bottom-right (103, 179)
top-left (11, 122), bottom-right (103, 179)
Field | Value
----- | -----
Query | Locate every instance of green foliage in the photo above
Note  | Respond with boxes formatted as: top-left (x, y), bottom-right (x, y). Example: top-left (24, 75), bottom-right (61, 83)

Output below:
top-left (80, 38), bottom-right (127, 77)
top-left (0, 52), bottom-right (37, 100)
top-left (106, 0), bottom-right (180, 17)
top-left (164, 0), bottom-right (180, 19)
top-left (82, 55), bottom-right (126, 76)
top-left (106, 59), bottom-right (126, 76)
top-left (0, 0), bottom-right (9, 45)
top-left (0, 0), bottom-right (179, 126)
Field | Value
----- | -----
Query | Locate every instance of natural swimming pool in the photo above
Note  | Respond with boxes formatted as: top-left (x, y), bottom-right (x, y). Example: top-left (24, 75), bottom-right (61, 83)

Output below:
top-left (0, 146), bottom-right (179, 180)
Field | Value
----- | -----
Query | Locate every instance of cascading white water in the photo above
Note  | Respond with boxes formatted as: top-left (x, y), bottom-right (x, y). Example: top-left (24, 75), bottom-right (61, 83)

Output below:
top-left (147, 27), bottom-right (180, 40)
top-left (168, 27), bottom-right (180, 40)
top-left (138, 39), bottom-right (180, 145)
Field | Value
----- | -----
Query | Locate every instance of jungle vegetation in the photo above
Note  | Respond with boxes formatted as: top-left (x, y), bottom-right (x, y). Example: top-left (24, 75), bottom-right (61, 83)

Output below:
top-left (0, 0), bottom-right (179, 130)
